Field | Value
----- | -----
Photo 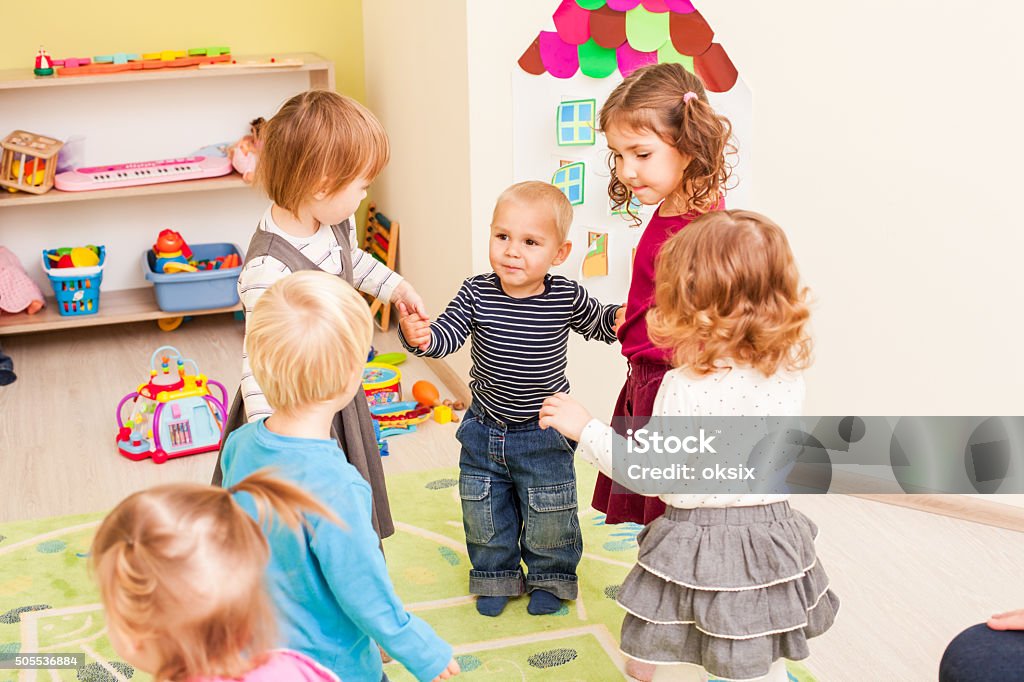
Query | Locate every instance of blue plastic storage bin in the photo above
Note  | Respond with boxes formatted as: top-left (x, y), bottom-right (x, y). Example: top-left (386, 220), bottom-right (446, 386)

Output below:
top-left (43, 246), bottom-right (106, 316)
top-left (143, 242), bottom-right (243, 312)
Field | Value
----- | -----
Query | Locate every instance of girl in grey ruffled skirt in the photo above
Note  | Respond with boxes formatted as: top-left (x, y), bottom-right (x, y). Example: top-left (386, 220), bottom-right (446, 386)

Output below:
top-left (540, 211), bottom-right (839, 681)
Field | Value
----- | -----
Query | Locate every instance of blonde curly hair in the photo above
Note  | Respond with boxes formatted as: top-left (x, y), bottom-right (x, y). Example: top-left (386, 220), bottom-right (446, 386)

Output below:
top-left (648, 210), bottom-right (812, 377)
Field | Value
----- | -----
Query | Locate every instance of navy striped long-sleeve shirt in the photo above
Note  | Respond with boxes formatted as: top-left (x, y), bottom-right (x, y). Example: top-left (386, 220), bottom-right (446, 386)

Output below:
top-left (400, 273), bottom-right (619, 423)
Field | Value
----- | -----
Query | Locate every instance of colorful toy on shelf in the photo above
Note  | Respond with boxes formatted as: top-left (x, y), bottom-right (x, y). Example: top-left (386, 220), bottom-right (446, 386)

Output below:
top-left (115, 345), bottom-right (228, 463)
top-left (34, 48), bottom-right (54, 76)
top-left (45, 245), bottom-right (101, 268)
top-left (361, 203), bottom-right (400, 331)
top-left (362, 362), bottom-right (402, 406)
top-left (52, 48), bottom-right (231, 77)
top-left (192, 253), bottom-right (240, 270)
top-left (0, 130), bottom-right (64, 194)
top-left (153, 229), bottom-right (197, 273)
top-left (54, 154), bottom-right (232, 192)
top-left (0, 247), bottom-right (46, 315)
top-left (42, 245), bottom-right (106, 316)
top-left (228, 118), bottom-right (265, 183)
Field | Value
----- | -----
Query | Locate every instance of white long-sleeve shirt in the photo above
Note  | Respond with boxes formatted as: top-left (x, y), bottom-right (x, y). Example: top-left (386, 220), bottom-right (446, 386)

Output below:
top-left (577, 365), bottom-right (805, 508)
top-left (237, 205), bottom-right (403, 422)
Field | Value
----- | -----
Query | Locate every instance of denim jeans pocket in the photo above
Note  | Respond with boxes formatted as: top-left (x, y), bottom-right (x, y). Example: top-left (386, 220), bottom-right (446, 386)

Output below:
top-left (525, 481), bottom-right (579, 549)
top-left (460, 474), bottom-right (495, 544)
top-left (455, 413), bottom-right (479, 444)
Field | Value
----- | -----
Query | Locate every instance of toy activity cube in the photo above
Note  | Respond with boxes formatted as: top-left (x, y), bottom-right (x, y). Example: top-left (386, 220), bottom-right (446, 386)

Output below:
top-left (115, 345), bottom-right (228, 463)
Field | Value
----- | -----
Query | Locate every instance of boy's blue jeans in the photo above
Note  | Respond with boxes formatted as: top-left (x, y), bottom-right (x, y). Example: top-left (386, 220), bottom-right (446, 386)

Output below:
top-left (456, 404), bottom-right (582, 600)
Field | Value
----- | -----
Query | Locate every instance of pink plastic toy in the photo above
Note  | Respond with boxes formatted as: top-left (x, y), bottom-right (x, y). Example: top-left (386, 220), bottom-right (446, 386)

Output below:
top-left (0, 247), bottom-right (45, 315)
top-left (54, 155), bottom-right (231, 192)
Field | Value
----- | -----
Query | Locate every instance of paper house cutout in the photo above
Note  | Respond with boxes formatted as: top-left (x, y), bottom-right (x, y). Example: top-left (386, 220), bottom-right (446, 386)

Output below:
top-left (518, 0), bottom-right (740, 93)
top-left (552, 161), bottom-right (585, 205)
top-left (557, 98), bottom-right (597, 146)
top-left (583, 231), bottom-right (609, 278)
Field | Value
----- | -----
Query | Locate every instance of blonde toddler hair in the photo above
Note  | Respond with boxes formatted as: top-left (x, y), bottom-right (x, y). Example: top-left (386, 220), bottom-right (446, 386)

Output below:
top-left (648, 210), bottom-right (812, 377)
top-left (90, 470), bottom-right (340, 682)
top-left (257, 89), bottom-right (390, 214)
top-left (246, 271), bottom-right (373, 415)
top-left (494, 180), bottom-right (575, 243)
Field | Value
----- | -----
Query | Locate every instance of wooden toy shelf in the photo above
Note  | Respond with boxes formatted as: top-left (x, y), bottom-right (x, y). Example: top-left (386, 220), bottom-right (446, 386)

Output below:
top-left (0, 172), bottom-right (250, 209)
top-left (0, 289), bottom-right (240, 336)
top-left (0, 53), bottom-right (332, 334)
top-left (0, 52), bottom-right (333, 91)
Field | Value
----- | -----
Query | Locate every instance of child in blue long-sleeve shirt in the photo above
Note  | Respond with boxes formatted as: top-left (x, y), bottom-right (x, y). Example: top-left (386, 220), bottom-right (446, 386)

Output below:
top-left (221, 270), bottom-right (459, 682)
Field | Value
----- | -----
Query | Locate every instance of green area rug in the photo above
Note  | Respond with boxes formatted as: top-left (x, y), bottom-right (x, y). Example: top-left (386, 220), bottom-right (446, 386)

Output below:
top-left (0, 464), bottom-right (819, 681)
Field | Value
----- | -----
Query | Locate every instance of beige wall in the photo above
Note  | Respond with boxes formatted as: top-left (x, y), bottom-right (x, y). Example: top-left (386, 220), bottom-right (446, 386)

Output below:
top-left (363, 2), bottom-right (475, 377)
top-left (698, 0), bottom-right (1024, 415)
top-left (460, 0), bottom-right (1024, 417)
top-left (372, 1), bottom-right (1024, 417)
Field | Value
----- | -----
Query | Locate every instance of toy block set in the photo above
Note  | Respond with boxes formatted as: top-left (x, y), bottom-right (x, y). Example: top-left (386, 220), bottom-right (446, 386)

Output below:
top-left (360, 350), bottom-right (465, 456)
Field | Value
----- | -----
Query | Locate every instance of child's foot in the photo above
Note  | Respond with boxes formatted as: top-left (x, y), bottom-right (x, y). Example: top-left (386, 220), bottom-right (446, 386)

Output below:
top-left (476, 595), bottom-right (509, 617)
top-left (527, 589), bottom-right (562, 615)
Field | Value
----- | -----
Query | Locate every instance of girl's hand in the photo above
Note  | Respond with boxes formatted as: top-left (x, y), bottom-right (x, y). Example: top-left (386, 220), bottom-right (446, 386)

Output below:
top-left (988, 608), bottom-right (1024, 630)
top-left (398, 302), bottom-right (432, 351)
top-left (539, 392), bottom-right (592, 441)
top-left (612, 305), bottom-right (626, 334)
top-left (432, 658), bottom-right (461, 680)
top-left (392, 280), bottom-right (428, 318)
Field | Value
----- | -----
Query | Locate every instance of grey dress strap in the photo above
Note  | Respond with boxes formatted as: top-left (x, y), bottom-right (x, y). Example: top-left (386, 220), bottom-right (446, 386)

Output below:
top-left (213, 217), bottom-right (394, 540)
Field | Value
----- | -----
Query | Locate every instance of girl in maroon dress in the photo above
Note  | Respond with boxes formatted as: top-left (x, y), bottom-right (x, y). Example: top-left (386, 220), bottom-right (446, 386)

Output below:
top-left (593, 63), bottom-right (734, 527)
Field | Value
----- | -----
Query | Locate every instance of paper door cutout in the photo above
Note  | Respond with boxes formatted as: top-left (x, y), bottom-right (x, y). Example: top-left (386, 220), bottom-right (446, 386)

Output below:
top-left (583, 231), bottom-right (609, 278)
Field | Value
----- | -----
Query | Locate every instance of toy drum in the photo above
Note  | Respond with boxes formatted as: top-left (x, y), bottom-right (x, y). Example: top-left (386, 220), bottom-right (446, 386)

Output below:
top-left (362, 362), bottom-right (401, 406)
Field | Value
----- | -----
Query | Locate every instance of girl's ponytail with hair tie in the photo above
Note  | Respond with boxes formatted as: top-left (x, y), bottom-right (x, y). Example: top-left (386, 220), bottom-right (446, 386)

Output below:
top-left (683, 91), bottom-right (698, 104)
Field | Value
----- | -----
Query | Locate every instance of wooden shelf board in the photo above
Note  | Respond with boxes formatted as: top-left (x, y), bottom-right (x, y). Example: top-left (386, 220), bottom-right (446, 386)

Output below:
top-left (0, 287), bottom-right (240, 335)
top-left (0, 53), bottom-right (330, 91)
top-left (0, 172), bottom-right (253, 209)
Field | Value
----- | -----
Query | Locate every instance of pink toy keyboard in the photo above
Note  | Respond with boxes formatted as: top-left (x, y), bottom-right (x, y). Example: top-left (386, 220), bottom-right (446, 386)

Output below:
top-left (54, 155), bottom-right (232, 191)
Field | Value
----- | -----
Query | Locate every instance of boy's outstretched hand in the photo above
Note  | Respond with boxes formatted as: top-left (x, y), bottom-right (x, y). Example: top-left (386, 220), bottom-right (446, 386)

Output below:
top-left (398, 302), bottom-right (432, 352)
top-left (432, 658), bottom-right (461, 680)
top-left (612, 305), bottom-right (626, 334)
top-left (539, 392), bottom-right (592, 442)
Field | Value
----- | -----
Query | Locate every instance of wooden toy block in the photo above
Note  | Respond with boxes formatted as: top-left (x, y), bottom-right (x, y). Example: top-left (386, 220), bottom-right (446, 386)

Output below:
top-left (433, 405), bottom-right (453, 424)
top-left (0, 130), bottom-right (64, 195)
top-left (52, 57), bottom-right (92, 68)
top-left (93, 53), bottom-right (141, 64)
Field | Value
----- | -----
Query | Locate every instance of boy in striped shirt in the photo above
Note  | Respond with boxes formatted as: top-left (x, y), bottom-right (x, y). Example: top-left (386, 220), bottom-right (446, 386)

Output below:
top-left (399, 181), bottom-right (623, 617)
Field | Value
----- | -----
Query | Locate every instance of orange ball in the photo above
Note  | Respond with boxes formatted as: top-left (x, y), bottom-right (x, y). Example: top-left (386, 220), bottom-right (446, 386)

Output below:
top-left (412, 380), bottom-right (439, 407)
